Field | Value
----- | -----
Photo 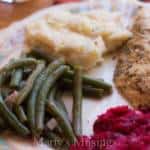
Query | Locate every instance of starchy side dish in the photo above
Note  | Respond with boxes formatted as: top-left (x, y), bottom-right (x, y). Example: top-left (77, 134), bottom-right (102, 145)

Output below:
top-left (80, 10), bottom-right (132, 51)
top-left (26, 10), bottom-right (132, 70)
top-left (70, 106), bottom-right (150, 150)
top-left (0, 50), bottom-right (112, 149)
top-left (114, 8), bottom-right (150, 108)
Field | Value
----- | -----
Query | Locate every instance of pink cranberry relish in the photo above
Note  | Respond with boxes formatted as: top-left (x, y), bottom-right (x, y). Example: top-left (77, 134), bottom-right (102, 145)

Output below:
top-left (70, 106), bottom-right (150, 150)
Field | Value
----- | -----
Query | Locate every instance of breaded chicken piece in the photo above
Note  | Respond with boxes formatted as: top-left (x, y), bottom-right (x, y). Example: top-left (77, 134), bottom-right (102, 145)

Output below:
top-left (114, 8), bottom-right (150, 108)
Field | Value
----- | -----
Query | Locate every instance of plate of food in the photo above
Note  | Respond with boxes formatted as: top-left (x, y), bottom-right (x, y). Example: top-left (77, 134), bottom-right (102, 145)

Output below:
top-left (0, 0), bottom-right (149, 149)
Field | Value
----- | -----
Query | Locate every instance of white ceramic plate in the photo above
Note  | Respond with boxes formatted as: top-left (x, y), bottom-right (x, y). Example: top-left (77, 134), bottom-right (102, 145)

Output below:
top-left (0, 0), bottom-right (148, 149)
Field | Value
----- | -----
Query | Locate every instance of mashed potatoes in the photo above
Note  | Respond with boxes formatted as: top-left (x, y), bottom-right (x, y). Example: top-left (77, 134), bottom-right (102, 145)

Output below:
top-left (26, 10), bottom-right (132, 70)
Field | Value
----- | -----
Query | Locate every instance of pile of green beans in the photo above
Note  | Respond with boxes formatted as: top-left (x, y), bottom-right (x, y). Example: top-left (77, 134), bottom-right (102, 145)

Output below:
top-left (0, 51), bottom-right (112, 148)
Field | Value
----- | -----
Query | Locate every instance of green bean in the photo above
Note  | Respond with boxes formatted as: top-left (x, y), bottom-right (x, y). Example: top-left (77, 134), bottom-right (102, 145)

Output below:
top-left (0, 87), bottom-right (12, 98)
top-left (72, 66), bottom-right (82, 136)
top-left (44, 114), bottom-right (53, 124)
top-left (63, 70), bottom-right (112, 91)
top-left (14, 105), bottom-right (27, 123)
top-left (28, 48), bottom-right (53, 62)
top-left (16, 61), bottom-right (45, 105)
top-left (23, 68), bottom-right (33, 74)
top-left (26, 58), bottom-right (64, 134)
top-left (47, 86), bottom-right (76, 144)
top-left (0, 74), bottom-right (5, 86)
top-left (44, 58), bottom-right (65, 75)
top-left (18, 81), bottom-right (26, 89)
top-left (43, 129), bottom-right (67, 149)
top-left (44, 127), bottom-right (62, 140)
top-left (55, 87), bottom-right (68, 117)
top-left (44, 131), bottom-right (61, 141)
top-left (0, 117), bottom-right (7, 129)
top-left (0, 93), bottom-right (30, 136)
top-left (0, 58), bottom-right (37, 73)
top-left (35, 65), bottom-right (68, 133)
top-left (61, 79), bottom-right (105, 98)
top-left (53, 126), bottom-right (62, 135)
top-left (0, 72), bottom-right (11, 86)
top-left (23, 68), bottom-right (34, 79)
top-left (27, 70), bottom-right (46, 134)
top-left (10, 69), bottom-right (23, 87)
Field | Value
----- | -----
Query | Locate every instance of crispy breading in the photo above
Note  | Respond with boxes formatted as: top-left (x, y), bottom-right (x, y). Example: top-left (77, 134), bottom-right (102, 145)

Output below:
top-left (114, 8), bottom-right (150, 108)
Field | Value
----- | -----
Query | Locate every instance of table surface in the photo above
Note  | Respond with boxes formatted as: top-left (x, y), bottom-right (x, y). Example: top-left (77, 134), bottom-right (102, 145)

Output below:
top-left (0, 0), bottom-right (53, 29)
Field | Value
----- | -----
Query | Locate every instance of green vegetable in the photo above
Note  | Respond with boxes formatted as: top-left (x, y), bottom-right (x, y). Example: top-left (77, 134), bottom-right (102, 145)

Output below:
top-left (43, 128), bottom-right (68, 150)
top-left (0, 93), bottom-right (30, 136)
top-left (53, 125), bottom-right (62, 135)
top-left (34, 58), bottom-right (65, 134)
top-left (0, 58), bottom-right (37, 73)
top-left (72, 66), bottom-right (82, 136)
top-left (10, 69), bottom-right (23, 88)
top-left (44, 131), bottom-right (62, 141)
top-left (64, 70), bottom-right (112, 91)
top-left (47, 86), bottom-right (76, 144)
top-left (35, 65), bottom-right (68, 133)
top-left (16, 61), bottom-right (45, 105)
top-left (27, 70), bottom-right (46, 134)
top-left (0, 117), bottom-right (7, 129)
top-left (23, 68), bottom-right (33, 76)
top-left (0, 72), bottom-right (11, 86)
top-left (0, 48), bottom-right (112, 147)
top-left (61, 79), bottom-right (105, 98)
top-left (27, 48), bottom-right (53, 62)
top-left (14, 105), bottom-right (27, 123)
top-left (0, 87), bottom-right (12, 98)
top-left (55, 86), bottom-right (68, 117)
top-left (0, 74), bottom-right (5, 86)
top-left (18, 81), bottom-right (26, 89)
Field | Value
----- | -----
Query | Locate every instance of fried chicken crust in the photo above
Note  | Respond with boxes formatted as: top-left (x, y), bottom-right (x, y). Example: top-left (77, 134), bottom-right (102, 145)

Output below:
top-left (114, 8), bottom-right (150, 108)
